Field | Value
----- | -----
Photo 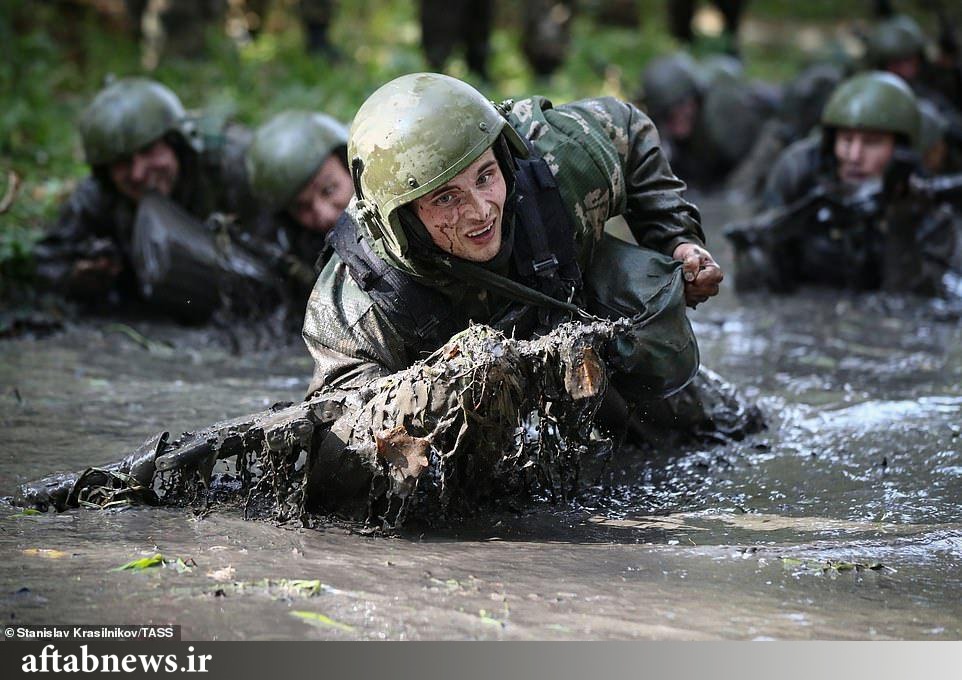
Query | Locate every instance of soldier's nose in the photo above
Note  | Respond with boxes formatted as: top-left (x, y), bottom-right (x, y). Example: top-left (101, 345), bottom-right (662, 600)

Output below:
top-left (462, 190), bottom-right (487, 220)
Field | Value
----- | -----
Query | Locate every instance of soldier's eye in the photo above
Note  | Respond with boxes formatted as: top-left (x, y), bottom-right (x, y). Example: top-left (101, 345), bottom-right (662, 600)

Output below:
top-left (434, 193), bottom-right (456, 207)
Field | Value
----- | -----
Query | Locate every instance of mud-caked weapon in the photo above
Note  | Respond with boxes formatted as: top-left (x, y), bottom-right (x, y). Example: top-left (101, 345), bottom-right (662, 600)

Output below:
top-left (131, 193), bottom-right (283, 322)
top-left (13, 321), bottom-right (643, 527)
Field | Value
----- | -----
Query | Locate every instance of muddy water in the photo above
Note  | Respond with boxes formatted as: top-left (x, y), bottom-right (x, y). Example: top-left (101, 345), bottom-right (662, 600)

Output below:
top-left (2, 197), bottom-right (961, 640)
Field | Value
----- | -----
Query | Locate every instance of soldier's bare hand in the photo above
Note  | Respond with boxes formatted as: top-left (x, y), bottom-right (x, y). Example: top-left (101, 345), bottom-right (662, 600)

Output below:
top-left (672, 243), bottom-right (723, 307)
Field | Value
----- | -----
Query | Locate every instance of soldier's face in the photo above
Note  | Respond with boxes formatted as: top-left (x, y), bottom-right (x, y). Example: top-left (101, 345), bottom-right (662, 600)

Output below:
top-left (288, 156), bottom-right (354, 234)
top-left (413, 148), bottom-right (506, 263)
top-left (665, 97), bottom-right (698, 140)
top-left (885, 55), bottom-right (921, 83)
top-left (834, 128), bottom-right (896, 185)
top-left (109, 139), bottom-right (179, 201)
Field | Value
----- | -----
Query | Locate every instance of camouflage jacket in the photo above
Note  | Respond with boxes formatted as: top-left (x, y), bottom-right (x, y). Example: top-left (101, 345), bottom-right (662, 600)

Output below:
top-left (34, 123), bottom-right (256, 301)
top-left (303, 96), bottom-right (705, 395)
top-left (737, 135), bottom-right (962, 296)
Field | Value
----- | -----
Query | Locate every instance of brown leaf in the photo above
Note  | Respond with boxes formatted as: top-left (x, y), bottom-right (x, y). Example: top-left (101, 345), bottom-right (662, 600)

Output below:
top-left (375, 425), bottom-right (430, 479)
top-left (564, 346), bottom-right (605, 400)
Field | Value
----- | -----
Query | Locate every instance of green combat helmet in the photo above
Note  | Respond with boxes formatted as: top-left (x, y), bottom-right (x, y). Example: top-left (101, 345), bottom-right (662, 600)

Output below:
top-left (348, 72), bottom-right (528, 272)
top-left (79, 77), bottom-right (190, 167)
top-left (821, 71), bottom-right (920, 146)
top-left (641, 52), bottom-right (703, 122)
top-left (865, 14), bottom-right (927, 67)
top-left (246, 111), bottom-right (349, 210)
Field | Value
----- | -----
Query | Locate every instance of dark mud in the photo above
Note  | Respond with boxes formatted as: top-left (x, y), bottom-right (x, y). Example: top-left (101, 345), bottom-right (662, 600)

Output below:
top-left (1, 197), bottom-right (961, 639)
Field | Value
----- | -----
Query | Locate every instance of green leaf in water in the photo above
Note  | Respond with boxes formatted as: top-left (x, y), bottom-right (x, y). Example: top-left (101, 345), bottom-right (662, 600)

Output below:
top-left (9, 509), bottom-right (43, 518)
top-left (285, 579), bottom-right (324, 596)
top-left (112, 553), bottom-right (165, 571)
top-left (479, 609), bottom-right (505, 628)
top-left (290, 610), bottom-right (355, 632)
top-left (173, 557), bottom-right (196, 574)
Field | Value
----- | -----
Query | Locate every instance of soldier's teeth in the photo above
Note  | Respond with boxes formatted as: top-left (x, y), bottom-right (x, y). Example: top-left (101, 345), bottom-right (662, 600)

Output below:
top-left (468, 224), bottom-right (492, 238)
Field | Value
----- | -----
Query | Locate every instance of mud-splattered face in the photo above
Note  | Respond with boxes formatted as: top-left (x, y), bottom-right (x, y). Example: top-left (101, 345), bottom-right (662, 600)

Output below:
top-left (834, 128), bottom-right (896, 185)
top-left (412, 148), bottom-right (506, 263)
top-left (288, 155), bottom-right (354, 234)
top-left (109, 139), bottom-right (179, 201)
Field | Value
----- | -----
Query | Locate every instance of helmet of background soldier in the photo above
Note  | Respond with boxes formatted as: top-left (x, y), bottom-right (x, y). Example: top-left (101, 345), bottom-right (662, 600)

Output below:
top-left (780, 61), bottom-right (846, 136)
top-left (820, 71), bottom-right (921, 146)
top-left (864, 14), bottom-right (927, 67)
top-left (245, 110), bottom-right (349, 211)
top-left (641, 52), bottom-right (703, 122)
top-left (347, 72), bottom-right (528, 272)
top-left (79, 77), bottom-right (191, 167)
top-left (699, 53), bottom-right (744, 86)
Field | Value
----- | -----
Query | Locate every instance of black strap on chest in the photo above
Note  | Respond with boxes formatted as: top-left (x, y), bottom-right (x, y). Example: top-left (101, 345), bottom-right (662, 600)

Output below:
top-left (326, 212), bottom-right (457, 347)
top-left (511, 154), bottom-right (581, 294)
top-left (328, 152), bottom-right (581, 351)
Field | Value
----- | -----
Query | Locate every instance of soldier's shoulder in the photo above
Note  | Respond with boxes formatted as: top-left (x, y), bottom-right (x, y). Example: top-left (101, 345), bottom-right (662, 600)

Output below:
top-left (306, 251), bottom-right (379, 335)
top-left (65, 176), bottom-right (115, 217)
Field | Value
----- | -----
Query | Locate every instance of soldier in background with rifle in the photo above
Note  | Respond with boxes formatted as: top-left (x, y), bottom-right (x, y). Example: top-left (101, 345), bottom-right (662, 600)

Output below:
top-left (33, 77), bottom-right (282, 324)
top-left (241, 110), bottom-right (354, 325)
top-left (725, 71), bottom-right (962, 298)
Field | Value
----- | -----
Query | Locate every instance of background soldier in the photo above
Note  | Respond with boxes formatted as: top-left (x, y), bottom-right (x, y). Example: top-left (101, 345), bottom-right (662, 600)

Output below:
top-left (640, 51), bottom-right (774, 191)
top-left (244, 110), bottom-right (353, 310)
top-left (728, 71), bottom-right (962, 297)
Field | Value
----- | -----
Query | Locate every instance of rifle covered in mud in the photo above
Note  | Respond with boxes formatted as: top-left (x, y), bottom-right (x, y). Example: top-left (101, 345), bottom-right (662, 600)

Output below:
top-left (12, 322), bottom-right (630, 526)
top-left (12, 317), bottom-right (763, 527)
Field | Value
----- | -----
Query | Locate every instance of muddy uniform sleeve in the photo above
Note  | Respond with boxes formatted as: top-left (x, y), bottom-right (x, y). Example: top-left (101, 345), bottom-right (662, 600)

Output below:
top-left (510, 96), bottom-right (704, 259)
top-left (519, 98), bottom-right (701, 396)
top-left (302, 252), bottom-right (412, 396)
top-left (32, 177), bottom-right (124, 298)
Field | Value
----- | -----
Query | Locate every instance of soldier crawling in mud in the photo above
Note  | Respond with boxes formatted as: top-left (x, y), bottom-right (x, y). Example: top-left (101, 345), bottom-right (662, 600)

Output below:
top-left (639, 52), bottom-right (775, 191)
top-left (726, 71), bottom-right (962, 298)
top-left (33, 77), bottom-right (266, 321)
top-left (301, 73), bottom-right (762, 511)
top-left (244, 110), bottom-right (354, 316)
top-left (33, 79), bottom-right (350, 327)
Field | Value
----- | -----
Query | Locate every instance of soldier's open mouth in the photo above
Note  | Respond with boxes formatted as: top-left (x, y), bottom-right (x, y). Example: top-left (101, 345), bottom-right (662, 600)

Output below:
top-left (466, 220), bottom-right (495, 242)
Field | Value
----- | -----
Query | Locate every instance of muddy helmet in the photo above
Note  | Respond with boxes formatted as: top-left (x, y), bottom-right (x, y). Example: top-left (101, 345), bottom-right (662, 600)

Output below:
top-left (641, 53), bottom-right (703, 121)
top-left (348, 72), bottom-right (528, 268)
top-left (79, 77), bottom-right (188, 167)
top-left (821, 71), bottom-right (920, 145)
top-left (865, 14), bottom-right (927, 67)
top-left (246, 111), bottom-right (349, 210)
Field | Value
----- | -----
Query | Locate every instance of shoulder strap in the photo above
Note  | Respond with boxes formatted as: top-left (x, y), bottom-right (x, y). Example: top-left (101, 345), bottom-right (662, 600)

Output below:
top-left (326, 213), bottom-right (456, 349)
top-left (511, 153), bottom-right (582, 293)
